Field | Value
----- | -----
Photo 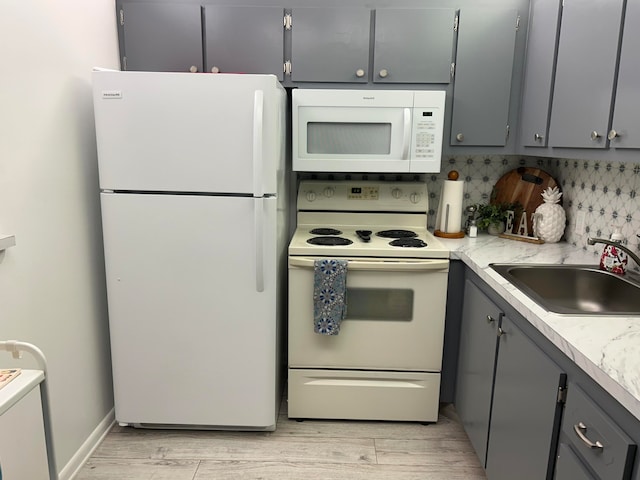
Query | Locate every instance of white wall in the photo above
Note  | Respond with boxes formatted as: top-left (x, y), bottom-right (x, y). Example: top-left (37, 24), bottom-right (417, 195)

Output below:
top-left (0, 1), bottom-right (119, 477)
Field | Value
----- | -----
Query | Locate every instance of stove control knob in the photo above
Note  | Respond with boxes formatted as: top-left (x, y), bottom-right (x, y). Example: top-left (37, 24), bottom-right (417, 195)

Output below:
top-left (305, 191), bottom-right (317, 202)
top-left (409, 192), bottom-right (421, 204)
top-left (323, 187), bottom-right (335, 198)
top-left (391, 188), bottom-right (403, 199)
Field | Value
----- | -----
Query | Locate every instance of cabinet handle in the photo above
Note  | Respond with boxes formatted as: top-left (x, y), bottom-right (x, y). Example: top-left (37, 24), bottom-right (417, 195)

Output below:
top-left (378, 69), bottom-right (389, 78)
top-left (573, 422), bottom-right (604, 450)
top-left (456, 133), bottom-right (464, 142)
top-left (590, 131), bottom-right (602, 141)
top-left (211, 66), bottom-right (220, 74)
top-left (534, 133), bottom-right (544, 142)
top-left (608, 129), bottom-right (621, 141)
top-left (355, 68), bottom-right (365, 78)
top-left (497, 327), bottom-right (506, 337)
top-left (486, 315), bottom-right (495, 324)
top-left (189, 65), bottom-right (198, 73)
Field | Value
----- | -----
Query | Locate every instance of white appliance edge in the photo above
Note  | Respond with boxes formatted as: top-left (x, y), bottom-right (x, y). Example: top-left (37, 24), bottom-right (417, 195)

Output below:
top-left (92, 70), bottom-right (287, 429)
top-left (292, 88), bottom-right (446, 173)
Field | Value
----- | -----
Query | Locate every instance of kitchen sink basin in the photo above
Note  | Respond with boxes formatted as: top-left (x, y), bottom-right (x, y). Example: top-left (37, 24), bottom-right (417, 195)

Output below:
top-left (490, 264), bottom-right (640, 315)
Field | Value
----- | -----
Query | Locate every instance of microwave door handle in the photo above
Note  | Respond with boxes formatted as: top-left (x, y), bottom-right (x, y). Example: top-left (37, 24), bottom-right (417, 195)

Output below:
top-left (402, 108), bottom-right (411, 160)
top-left (253, 90), bottom-right (264, 198)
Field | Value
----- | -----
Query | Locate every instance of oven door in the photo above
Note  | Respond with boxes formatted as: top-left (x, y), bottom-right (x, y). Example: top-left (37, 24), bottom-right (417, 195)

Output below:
top-left (288, 256), bottom-right (449, 371)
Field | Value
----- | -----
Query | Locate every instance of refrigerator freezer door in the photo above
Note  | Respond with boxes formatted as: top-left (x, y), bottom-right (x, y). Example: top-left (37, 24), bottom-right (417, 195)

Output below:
top-left (100, 192), bottom-right (278, 428)
top-left (92, 71), bottom-right (285, 195)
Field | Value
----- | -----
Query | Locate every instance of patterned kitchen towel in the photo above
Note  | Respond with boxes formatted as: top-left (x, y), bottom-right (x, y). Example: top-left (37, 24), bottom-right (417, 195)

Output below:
top-left (313, 258), bottom-right (348, 335)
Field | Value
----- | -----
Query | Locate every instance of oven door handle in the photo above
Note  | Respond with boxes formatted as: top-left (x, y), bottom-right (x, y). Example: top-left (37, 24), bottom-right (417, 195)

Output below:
top-left (289, 257), bottom-right (449, 272)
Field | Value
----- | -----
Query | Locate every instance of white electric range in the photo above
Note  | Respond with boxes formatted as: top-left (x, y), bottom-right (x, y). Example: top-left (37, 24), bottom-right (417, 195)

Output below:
top-left (287, 180), bottom-right (450, 422)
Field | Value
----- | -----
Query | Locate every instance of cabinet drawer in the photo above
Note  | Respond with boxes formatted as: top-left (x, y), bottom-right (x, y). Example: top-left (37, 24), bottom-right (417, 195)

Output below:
top-left (555, 443), bottom-right (596, 480)
top-left (288, 369), bottom-right (440, 422)
top-left (562, 383), bottom-right (636, 480)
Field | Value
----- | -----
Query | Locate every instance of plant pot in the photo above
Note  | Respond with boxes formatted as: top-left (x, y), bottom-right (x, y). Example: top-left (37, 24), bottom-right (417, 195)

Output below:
top-left (487, 221), bottom-right (505, 236)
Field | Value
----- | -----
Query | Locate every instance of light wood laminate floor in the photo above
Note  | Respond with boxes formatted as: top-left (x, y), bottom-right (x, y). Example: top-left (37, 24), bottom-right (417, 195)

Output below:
top-left (76, 400), bottom-right (486, 480)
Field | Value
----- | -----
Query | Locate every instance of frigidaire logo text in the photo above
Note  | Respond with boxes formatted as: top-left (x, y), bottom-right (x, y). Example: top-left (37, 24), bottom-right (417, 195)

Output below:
top-left (102, 90), bottom-right (123, 99)
top-left (362, 96), bottom-right (375, 100)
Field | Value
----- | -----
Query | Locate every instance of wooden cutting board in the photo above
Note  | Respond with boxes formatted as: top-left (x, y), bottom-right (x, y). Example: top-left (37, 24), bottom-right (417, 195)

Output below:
top-left (491, 167), bottom-right (560, 236)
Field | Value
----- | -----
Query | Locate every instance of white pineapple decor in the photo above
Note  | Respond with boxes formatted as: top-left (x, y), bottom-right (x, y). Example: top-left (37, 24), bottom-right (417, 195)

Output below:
top-left (533, 186), bottom-right (566, 243)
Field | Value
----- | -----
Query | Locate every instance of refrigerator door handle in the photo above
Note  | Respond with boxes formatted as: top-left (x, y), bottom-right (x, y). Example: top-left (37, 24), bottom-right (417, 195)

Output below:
top-left (254, 197), bottom-right (265, 293)
top-left (253, 90), bottom-right (264, 198)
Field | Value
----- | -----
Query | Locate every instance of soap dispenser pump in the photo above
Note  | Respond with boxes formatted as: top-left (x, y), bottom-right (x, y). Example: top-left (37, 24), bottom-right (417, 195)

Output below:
top-left (599, 228), bottom-right (628, 275)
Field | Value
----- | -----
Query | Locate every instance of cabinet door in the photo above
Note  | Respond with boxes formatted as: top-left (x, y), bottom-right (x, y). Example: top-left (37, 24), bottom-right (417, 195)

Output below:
top-left (204, 6), bottom-right (284, 79)
top-left (548, 0), bottom-right (624, 148)
top-left (120, 3), bottom-right (203, 72)
top-left (0, 387), bottom-right (50, 479)
top-left (450, 8), bottom-right (519, 146)
top-left (609, 0), bottom-right (640, 149)
top-left (290, 7), bottom-right (370, 83)
top-left (455, 279), bottom-right (500, 466)
top-left (519, 0), bottom-right (562, 147)
top-left (486, 315), bottom-right (565, 480)
top-left (372, 8), bottom-right (456, 84)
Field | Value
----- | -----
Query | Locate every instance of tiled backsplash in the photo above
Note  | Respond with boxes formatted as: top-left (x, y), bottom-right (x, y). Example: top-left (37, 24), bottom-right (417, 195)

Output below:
top-left (429, 155), bottom-right (640, 263)
top-left (297, 155), bottom-right (640, 263)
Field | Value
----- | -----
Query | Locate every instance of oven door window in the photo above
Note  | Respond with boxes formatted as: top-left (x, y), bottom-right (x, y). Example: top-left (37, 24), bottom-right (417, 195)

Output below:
top-left (346, 287), bottom-right (413, 321)
top-left (307, 122), bottom-right (392, 155)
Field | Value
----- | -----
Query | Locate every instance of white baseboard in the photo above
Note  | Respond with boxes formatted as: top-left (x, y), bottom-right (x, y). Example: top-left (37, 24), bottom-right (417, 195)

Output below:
top-left (59, 408), bottom-right (115, 480)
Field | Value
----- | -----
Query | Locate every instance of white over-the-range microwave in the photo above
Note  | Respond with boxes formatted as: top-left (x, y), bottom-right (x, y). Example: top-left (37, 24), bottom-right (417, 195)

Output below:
top-left (292, 89), bottom-right (446, 173)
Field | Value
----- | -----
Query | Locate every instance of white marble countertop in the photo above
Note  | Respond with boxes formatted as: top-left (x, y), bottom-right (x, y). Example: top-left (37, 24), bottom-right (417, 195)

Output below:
top-left (439, 234), bottom-right (640, 421)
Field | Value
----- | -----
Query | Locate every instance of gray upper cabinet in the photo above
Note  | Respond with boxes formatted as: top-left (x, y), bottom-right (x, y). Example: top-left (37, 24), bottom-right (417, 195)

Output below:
top-left (120, 3), bottom-right (203, 73)
top-left (204, 6), bottom-right (284, 80)
top-left (290, 7), bottom-right (370, 83)
top-left (518, 0), bottom-right (561, 147)
top-left (486, 315), bottom-right (565, 480)
top-left (450, 8), bottom-right (519, 147)
top-left (372, 8), bottom-right (456, 84)
top-left (609, 0), bottom-right (640, 149)
top-left (548, 0), bottom-right (624, 149)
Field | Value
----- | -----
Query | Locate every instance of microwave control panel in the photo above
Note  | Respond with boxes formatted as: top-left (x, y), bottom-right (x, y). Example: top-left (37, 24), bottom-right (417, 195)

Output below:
top-left (411, 110), bottom-right (440, 160)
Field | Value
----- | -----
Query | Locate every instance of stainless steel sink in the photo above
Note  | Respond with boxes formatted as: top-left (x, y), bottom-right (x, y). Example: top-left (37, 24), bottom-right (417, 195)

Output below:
top-left (490, 264), bottom-right (640, 315)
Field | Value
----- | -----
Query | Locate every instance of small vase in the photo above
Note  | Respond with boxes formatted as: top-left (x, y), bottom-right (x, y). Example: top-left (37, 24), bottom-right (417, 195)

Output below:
top-left (487, 221), bottom-right (505, 236)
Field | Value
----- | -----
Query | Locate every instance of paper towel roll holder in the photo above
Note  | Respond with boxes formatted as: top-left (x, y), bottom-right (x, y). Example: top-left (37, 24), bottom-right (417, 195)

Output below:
top-left (434, 171), bottom-right (466, 239)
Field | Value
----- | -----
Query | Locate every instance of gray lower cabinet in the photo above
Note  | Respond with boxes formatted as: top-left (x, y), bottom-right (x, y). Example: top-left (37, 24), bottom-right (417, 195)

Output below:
top-left (556, 383), bottom-right (636, 480)
top-left (455, 267), bottom-right (640, 480)
top-left (486, 315), bottom-right (565, 480)
top-left (372, 8), bottom-right (456, 84)
top-left (518, 0), bottom-right (561, 147)
top-left (456, 275), bottom-right (565, 479)
top-left (455, 278), bottom-right (501, 465)
top-left (548, 0), bottom-right (624, 149)
top-left (555, 443), bottom-right (596, 480)
top-left (290, 7), bottom-right (370, 83)
top-left (119, 3), bottom-right (203, 73)
top-left (204, 6), bottom-right (284, 79)
top-left (450, 7), bottom-right (519, 147)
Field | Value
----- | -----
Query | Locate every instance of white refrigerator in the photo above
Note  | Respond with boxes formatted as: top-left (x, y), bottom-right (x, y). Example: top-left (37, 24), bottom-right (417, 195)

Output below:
top-left (92, 69), bottom-right (287, 430)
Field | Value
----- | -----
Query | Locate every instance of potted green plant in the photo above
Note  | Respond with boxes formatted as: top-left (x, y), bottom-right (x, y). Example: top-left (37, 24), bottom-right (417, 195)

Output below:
top-left (475, 202), bottom-right (520, 235)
